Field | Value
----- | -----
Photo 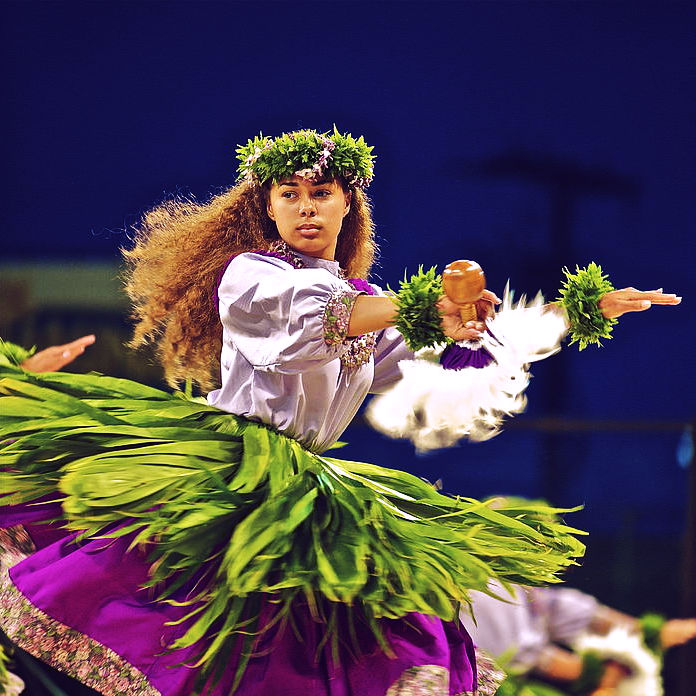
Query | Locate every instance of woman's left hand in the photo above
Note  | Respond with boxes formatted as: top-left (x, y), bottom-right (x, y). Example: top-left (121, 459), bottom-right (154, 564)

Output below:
top-left (599, 288), bottom-right (681, 319)
top-left (438, 290), bottom-right (501, 341)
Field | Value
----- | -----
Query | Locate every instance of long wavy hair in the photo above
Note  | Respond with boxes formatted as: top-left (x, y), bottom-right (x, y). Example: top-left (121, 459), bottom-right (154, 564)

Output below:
top-left (123, 179), bottom-right (376, 391)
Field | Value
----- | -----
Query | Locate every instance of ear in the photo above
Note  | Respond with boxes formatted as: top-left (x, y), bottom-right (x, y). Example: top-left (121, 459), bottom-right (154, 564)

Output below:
top-left (267, 201), bottom-right (276, 221)
top-left (343, 191), bottom-right (352, 217)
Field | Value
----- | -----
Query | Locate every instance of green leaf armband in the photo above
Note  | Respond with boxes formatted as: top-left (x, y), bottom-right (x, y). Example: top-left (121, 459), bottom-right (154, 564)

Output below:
top-left (390, 266), bottom-right (447, 351)
top-left (568, 650), bottom-right (604, 695)
top-left (639, 612), bottom-right (666, 656)
top-left (556, 262), bottom-right (617, 350)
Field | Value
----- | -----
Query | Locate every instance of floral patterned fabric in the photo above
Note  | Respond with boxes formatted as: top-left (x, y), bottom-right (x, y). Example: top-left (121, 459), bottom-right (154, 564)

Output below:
top-left (323, 289), bottom-right (378, 369)
top-left (0, 526), bottom-right (160, 696)
top-left (476, 648), bottom-right (507, 696)
top-left (384, 661), bottom-right (501, 696)
top-left (323, 288), bottom-right (363, 346)
top-left (386, 665), bottom-right (451, 695)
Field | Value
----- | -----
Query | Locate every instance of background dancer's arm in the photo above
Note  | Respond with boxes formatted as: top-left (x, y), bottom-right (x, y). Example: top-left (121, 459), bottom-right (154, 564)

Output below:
top-left (589, 605), bottom-right (696, 649)
top-left (534, 646), bottom-right (629, 695)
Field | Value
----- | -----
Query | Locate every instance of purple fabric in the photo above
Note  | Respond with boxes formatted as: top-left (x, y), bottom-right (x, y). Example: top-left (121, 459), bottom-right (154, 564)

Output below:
top-left (347, 277), bottom-right (376, 296)
top-left (440, 343), bottom-right (495, 370)
top-left (3, 517), bottom-right (477, 695)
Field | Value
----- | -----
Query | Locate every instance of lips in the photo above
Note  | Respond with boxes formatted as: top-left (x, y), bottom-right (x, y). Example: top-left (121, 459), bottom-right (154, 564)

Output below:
top-left (297, 223), bottom-right (321, 231)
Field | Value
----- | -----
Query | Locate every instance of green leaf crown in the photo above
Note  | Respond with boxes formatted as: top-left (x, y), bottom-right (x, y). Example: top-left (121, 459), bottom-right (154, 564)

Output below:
top-left (236, 127), bottom-right (375, 188)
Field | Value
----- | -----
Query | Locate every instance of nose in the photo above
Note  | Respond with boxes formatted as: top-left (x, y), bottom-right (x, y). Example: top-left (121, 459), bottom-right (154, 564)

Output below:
top-left (299, 195), bottom-right (317, 217)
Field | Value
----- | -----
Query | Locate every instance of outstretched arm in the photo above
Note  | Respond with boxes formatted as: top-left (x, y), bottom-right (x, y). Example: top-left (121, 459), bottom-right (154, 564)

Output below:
top-left (348, 290), bottom-right (501, 341)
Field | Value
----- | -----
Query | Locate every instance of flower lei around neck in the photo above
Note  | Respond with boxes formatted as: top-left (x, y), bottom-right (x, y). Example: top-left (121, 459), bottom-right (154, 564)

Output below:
top-left (236, 127), bottom-right (375, 189)
top-left (258, 241), bottom-right (377, 370)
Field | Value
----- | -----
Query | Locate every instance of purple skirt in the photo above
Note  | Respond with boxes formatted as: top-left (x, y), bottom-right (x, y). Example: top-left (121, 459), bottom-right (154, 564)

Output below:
top-left (0, 503), bottom-right (496, 696)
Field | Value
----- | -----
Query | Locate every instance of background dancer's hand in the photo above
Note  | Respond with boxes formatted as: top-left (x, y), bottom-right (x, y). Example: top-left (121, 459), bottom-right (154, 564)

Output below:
top-left (20, 334), bottom-right (96, 372)
top-left (438, 290), bottom-right (501, 341)
top-left (599, 288), bottom-right (681, 319)
top-left (660, 617), bottom-right (696, 649)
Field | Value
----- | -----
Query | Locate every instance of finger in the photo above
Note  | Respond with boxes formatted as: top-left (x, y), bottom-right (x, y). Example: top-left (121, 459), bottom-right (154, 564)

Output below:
top-left (614, 290), bottom-right (679, 303)
top-left (465, 321), bottom-right (485, 332)
top-left (620, 292), bottom-right (681, 304)
top-left (437, 296), bottom-right (460, 315)
top-left (620, 300), bottom-right (653, 313)
top-left (481, 289), bottom-right (502, 304)
top-left (477, 297), bottom-right (498, 318)
top-left (63, 334), bottom-right (96, 351)
top-left (647, 294), bottom-right (681, 305)
top-left (53, 336), bottom-right (95, 365)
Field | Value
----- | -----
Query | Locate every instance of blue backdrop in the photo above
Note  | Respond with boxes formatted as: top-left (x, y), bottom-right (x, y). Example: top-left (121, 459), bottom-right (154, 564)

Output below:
top-left (2, 0), bottom-right (695, 614)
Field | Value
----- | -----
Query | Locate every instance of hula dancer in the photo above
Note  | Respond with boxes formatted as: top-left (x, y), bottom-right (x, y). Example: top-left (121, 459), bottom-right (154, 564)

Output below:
top-left (460, 581), bottom-right (696, 696)
top-left (0, 128), bottom-right (680, 695)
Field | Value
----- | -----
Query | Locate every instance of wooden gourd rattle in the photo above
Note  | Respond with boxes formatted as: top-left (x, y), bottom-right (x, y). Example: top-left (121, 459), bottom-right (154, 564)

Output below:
top-left (442, 260), bottom-right (486, 324)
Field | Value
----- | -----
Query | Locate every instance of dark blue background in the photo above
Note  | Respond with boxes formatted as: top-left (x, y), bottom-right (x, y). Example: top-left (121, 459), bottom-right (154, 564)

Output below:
top-left (3, 0), bottom-right (695, 613)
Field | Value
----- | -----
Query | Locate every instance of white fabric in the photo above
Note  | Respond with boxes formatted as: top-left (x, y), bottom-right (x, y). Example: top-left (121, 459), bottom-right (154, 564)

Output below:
top-left (207, 251), bottom-right (412, 452)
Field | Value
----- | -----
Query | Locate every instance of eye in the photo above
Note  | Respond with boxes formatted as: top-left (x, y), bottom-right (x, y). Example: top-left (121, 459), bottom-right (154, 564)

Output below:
top-left (313, 189), bottom-right (331, 198)
top-left (281, 190), bottom-right (297, 199)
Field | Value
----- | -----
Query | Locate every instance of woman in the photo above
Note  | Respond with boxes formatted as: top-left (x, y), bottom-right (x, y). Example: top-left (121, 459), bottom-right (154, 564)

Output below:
top-left (0, 128), bottom-right (679, 696)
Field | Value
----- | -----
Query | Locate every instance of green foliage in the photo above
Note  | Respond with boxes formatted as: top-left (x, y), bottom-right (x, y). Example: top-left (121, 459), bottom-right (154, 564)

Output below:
top-left (496, 674), bottom-right (568, 696)
top-left (236, 127), bottom-right (375, 187)
top-left (0, 367), bottom-right (585, 690)
top-left (0, 644), bottom-right (10, 690)
top-left (390, 266), bottom-right (448, 350)
top-left (556, 262), bottom-right (617, 350)
top-left (639, 612), bottom-right (666, 656)
top-left (569, 651), bottom-right (604, 695)
top-left (0, 339), bottom-right (35, 367)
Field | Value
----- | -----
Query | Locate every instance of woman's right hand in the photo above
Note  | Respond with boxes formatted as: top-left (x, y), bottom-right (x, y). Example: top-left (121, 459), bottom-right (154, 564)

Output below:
top-left (438, 290), bottom-right (501, 341)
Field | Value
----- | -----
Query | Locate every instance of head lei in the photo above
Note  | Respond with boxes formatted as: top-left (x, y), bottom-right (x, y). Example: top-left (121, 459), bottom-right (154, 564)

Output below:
top-left (236, 127), bottom-right (375, 189)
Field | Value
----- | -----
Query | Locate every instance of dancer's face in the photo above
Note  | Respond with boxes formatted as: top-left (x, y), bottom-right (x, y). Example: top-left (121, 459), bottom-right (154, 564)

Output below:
top-left (267, 176), bottom-right (351, 260)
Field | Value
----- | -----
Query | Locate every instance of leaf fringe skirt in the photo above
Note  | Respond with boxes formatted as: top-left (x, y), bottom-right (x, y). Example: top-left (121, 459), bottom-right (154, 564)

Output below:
top-left (0, 367), bottom-right (584, 695)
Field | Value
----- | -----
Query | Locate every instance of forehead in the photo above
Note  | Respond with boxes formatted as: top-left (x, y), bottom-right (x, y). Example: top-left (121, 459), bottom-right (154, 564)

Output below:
top-left (274, 175), bottom-right (341, 189)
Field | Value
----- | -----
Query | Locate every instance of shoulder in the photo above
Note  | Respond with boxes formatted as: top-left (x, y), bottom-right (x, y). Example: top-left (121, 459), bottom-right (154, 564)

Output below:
top-left (221, 251), bottom-right (295, 287)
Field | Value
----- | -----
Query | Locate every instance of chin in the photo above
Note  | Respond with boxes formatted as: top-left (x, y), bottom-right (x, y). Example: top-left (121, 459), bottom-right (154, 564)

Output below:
top-left (294, 240), bottom-right (325, 256)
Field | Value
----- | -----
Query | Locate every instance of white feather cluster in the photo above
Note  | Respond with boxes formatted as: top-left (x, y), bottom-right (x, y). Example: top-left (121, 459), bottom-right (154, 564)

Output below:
top-left (365, 287), bottom-right (568, 451)
top-left (573, 627), bottom-right (663, 696)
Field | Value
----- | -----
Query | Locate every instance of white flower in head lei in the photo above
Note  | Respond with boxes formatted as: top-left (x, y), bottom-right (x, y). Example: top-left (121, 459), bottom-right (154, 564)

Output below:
top-left (236, 127), bottom-right (375, 188)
